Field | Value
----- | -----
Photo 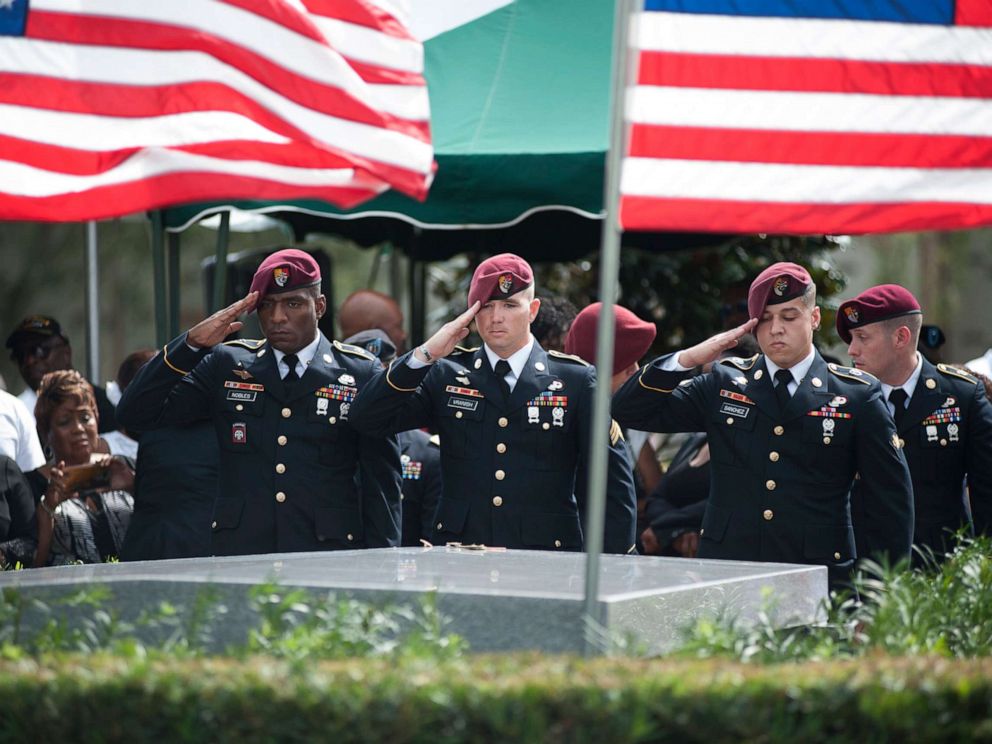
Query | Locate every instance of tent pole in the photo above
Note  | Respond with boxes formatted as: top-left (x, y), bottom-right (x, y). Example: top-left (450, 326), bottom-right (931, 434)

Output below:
top-left (212, 211), bottom-right (231, 312)
top-left (151, 211), bottom-right (168, 347)
top-left (167, 231), bottom-right (181, 339)
top-left (410, 229), bottom-right (426, 345)
top-left (84, 221), bottom-right (100, 383)
top-left (583, 0), bottom-right (634, 657)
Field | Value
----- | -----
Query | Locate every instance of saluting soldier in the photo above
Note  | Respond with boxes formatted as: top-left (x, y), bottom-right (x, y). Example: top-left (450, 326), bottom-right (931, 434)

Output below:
top-left (839, 284), bottom-right (992, 561)
top-left (117, 249), bottom-right (402, 556)
top-left (612, 262), bottom-right (914, 586)
top-left (349, 253), bottom-right (638, 554)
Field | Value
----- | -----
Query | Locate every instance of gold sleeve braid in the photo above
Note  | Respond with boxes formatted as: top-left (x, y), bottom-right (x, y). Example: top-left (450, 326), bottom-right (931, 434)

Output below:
top-left (161, 345), bottom-right (190, 375)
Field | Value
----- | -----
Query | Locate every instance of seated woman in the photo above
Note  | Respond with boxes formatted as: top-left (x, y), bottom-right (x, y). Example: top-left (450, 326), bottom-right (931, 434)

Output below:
top-left (30, 370), bottom-right (135, 566)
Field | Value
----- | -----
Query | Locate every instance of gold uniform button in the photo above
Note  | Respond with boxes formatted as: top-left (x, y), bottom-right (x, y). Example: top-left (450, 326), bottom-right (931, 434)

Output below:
top-left (346, 533), bottom-right (354, 542)
top-left (456, 411), bottom-right (463, 419)
top-left (329, 417), bottom-right (337, 424)
top-left (211, 521), bottom-right (217, 529)
top-left (275, 463), bottom-right (286, 474)
top-left (436, 522), bottom-right (443, 531)
top-left (763, 509), bottom-right (774, 521)
top-left (498, 417), bottom-right (509, 428)
top-left (542, 422), bottom-right (550, 430)
top-left (833, 552), bottom-right (842, 560)
top-left (495, 469), bottom-right (505, 481)
top-left (492, 496), bottom-right (503, 507)
top-left (281, 407), bottom-right (292, 418)
top-left (823, 437), bottom-right (832, 445)
top-left (769, 451), bottom-right (780, 462)
top-left (774, 426), bottom-right (785, 436)
top-left (766, 480), bottom-right (776, 491)
top-left (940, 439), bottom-right (947, 447)
top-left (235, 404), bottom-right (244, 412)
top-left (277, 435), bottom-right (288, 446)
top-left (726, 417), bottom-right (734, 425)
top-left (554, 540), bottom-right (562, 548)
top-left (275, 492), bottom-right (286, 503)
top-left (497, 443), bottom-right (507, 454)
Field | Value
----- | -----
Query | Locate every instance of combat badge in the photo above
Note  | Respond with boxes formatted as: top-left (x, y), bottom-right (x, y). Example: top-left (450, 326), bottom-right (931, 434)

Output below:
top-left (338, 374), bottom-right (356, 386)
top-left (548, 379), bottom-right (564, 391)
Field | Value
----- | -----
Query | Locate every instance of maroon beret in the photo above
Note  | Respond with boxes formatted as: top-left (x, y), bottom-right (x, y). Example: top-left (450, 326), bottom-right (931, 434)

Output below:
top-left (564, 303), bottom-right (657, 376)
top-left (467, 253), bottom-right (534, 308)
top-left (248, 248), bottom-right (321, 302)
top-left (836, 284), bottom-right (921, 344)
top-left (747, 262), bottom-right (812, 320)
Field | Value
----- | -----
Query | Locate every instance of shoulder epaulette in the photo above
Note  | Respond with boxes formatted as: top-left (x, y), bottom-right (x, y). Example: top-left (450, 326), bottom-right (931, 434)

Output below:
top-left (222, 338), bottom-right (265, 350)
top-left (451, 345), bottom-right (480, 355)
top-left (333, 340), bottom-right (375, 361)
top-left (937, 363), bottom-right (979, 384)
top-left (610, 419), bottom-right (624, 446)
top-left (548, 349), bottom-right (589, 366)
top-left (828, 362), bottom-right (874, 385)
top-left (428, 434), bottom-right (440, 447)
top-left (719, 353), bottom-right (759, 371)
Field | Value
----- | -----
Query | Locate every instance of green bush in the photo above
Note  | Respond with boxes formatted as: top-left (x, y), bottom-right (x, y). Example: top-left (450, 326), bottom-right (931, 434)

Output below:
top-left (2, 654), bottom-right (992, 743)
top-left (679, 534), bottom-right (992, 663)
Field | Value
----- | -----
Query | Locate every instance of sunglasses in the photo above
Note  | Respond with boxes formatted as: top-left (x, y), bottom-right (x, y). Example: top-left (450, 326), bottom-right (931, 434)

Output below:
top-left (12, 339), bottom-right (66, 363)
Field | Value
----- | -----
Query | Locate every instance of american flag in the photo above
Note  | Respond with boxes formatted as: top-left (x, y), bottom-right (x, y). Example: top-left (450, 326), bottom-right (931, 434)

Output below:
top-left (0, 0), bottom-right (434, 221)
top-left (619, 0), bottom-right (992, 234)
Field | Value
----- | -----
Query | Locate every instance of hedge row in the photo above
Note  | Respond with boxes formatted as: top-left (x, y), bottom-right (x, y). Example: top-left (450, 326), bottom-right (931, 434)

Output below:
top-left (3, 654), bottom-right (992, 743)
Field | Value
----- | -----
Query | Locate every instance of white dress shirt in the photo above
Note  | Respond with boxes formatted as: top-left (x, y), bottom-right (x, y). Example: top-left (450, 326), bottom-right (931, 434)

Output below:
top-left (879, 353), bottom-right (923, 417)
top-left (273, 334), bottom-right (321, 379)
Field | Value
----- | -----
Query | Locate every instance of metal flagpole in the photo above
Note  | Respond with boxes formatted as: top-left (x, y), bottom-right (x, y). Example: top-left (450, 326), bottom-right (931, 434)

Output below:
top-left (583, 0), bottom-right (636, 656)
top-left (84, 221), bottom-right (100, 383)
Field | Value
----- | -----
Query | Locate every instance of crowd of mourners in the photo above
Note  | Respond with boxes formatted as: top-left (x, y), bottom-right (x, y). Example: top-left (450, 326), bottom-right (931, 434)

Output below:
top-left (1, 249), bottom-right (990, 591)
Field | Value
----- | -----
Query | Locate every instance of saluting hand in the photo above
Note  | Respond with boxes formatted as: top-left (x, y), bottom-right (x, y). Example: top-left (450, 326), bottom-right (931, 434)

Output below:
top-left (416, 301), bottom-right (481, 363)
top-left (187, 292), bottom-right (259, 349)
top-left (677, 318), bottom-right (758, 369)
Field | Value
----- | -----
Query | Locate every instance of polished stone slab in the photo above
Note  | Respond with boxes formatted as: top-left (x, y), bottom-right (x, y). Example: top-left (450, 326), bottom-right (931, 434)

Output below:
top-left (0, 547), bottom-right (828, 654)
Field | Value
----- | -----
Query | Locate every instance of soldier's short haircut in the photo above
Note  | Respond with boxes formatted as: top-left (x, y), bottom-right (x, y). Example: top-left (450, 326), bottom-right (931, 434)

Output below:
top-left (880, 312), bottom-right (923, 345)
top-left (801, 282), bottom-right (817, 310)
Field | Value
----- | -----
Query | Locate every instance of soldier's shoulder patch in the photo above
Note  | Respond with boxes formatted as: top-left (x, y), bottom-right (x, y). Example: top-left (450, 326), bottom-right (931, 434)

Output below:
top-left (719, 353), bottom-right (759, 371)
top-left (451, 345), bottom-right (480, 355)
top-left (333, 340), bottom-right (375, 361)
top-left (222, 338), bottom-right (265, 350)
top-left (937, 363), bottom-right (979, 384)
top-left (428, 433), bottom-right (440, 448)
top-left (827, 363), bottom-right (875, 385)
top-left (548, 350), bottom-right (589, 366)
top-left (610, 419), bottom-right (624, 446)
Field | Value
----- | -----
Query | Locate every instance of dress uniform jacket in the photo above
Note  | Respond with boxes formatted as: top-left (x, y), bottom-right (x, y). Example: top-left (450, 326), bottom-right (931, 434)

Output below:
top-left (116, 333), bottom-right (402, 556)
top-left (612, 350), bottom-right (914, 584)
top-left (120, 422), bottom-right (218, 561)
top-left (852, 358), bottom-right (992, 559)
top-left (349, 344), bottom-right (638, 553)
top-left (398, 429), bottom-right (442, 546)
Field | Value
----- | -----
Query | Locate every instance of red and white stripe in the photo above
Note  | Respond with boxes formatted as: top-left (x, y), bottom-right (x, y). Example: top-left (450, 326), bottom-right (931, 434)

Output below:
top-left (619, 11), bottom-right (992, 234)
top-left (0, 0), bottom-right (433, 221)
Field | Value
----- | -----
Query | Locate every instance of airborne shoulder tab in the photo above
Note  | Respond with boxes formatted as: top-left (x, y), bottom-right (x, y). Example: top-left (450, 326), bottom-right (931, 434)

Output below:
top-left (548, 350), bottom-right (589, 366)
top-left (719, 353), bottom-right (759, 371)
top-left (610, 419), bottom-right (624, 446)
top-left (828, 362), bottom-right (874, 385)
top-left (333, 340), bottom-right (375, 361)
top-left (222, 338), bottom-right (265, 350)
top-left (937, 363), bottom-right (979, 384)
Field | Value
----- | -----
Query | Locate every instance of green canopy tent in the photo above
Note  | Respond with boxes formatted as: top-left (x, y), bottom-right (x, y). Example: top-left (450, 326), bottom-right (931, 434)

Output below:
top-left (157, 0), bottom-right (727, 260)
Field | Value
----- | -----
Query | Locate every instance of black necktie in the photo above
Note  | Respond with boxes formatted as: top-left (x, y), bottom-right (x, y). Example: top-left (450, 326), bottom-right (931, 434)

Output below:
top-left (494, 359), bottom-right (512, 401)
top-left (889, 388), bottom-right (908, 429)
top-left (283, 353), bottom-right (300, 382)
top-left (774, 369), bottom-right (793, 413)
